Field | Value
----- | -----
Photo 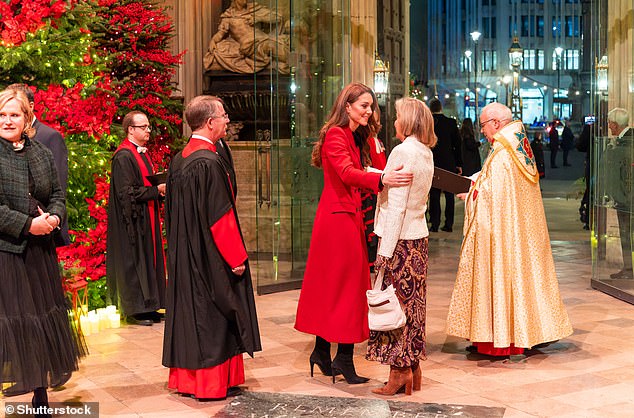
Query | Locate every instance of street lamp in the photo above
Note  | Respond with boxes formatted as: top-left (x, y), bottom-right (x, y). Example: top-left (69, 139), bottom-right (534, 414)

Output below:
top-left (464, 49), bottom-right (472, 91)
top-left (470, 31), bottom-right (481, 121)
top-left (464, 50), bottom-right (472, 118)
top-left (554, 46), bottom-right (563, 118)
top-left (373, 52), bottom-right (391, 144)
top-left (508, 36), bottom-right (523, 121)
top-left (373, 52), bottom-right (389, 100)
top-left (596, 55), bottom-right (608, 93)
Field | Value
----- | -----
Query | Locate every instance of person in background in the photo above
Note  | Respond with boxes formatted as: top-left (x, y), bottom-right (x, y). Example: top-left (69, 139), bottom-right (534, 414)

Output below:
top-left (7, 83), bottom-right (70, 246)
top-left (606, 108), bottom-right (633, 279)
top-left (428, 98), bottom-right (462, 232)
top-left (548, 120), bottom-right (560, 168)
top-left (0, 89), bottom-right (85, 414)
top-left (361, 122), bottom-right (387, 272)
top-left (106, 111), bottom-right (166, 326)
top-left (531, 131), bottom-right (546, 179)
top-left (576, 120), bottom-right (593, 230)
top-left (162, 95), bottom-right (261, 400)
top-left (367, 98), bottom-right (436, 396)
top-left (446, 102), bottom-right (572, 357)
top-left (561, 119), bottom-right (575, 167)
top-left (294, 82), bottom-right (412, 385)
top-left (459, 117), bottom-right (481, 177)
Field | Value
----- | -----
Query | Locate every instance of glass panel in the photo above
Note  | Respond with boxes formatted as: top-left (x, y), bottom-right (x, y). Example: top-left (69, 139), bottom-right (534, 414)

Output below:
top-left (590, 0), bottom-right (634, 303)
top-left (254, 0), bottom-right (351, 294)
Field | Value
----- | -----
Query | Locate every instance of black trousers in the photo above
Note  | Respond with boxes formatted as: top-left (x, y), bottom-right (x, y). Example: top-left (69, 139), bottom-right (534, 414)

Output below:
top-left (550, 148), bottom-right (558, 168)
top-left (428, 187), bottom-right (454, 229)
top-left (562, 148), bottom-right (570, 165)
top-left (617, 209), bottom-right (633, 271)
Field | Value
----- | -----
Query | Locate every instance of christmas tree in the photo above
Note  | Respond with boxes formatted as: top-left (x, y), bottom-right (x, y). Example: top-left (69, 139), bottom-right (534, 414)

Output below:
top-left (0, 0), bottom-right (183, 306)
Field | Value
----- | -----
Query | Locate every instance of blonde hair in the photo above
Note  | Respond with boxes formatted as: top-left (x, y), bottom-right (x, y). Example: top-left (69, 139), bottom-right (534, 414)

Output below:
top-left (311, 83), bottom-right (380, 167)
top-left (394, 97), bottom-right (437, 148)
top-left (0, 89), bottom-right (35, 138)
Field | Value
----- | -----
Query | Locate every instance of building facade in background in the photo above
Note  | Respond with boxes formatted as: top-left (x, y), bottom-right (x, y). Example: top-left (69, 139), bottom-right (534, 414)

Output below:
top-left (415, 0), bottom-right (589, 124)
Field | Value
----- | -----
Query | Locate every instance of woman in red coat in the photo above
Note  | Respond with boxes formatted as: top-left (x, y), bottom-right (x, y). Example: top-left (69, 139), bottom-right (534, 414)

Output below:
top-left (294, 83), bottom-right (412, 384)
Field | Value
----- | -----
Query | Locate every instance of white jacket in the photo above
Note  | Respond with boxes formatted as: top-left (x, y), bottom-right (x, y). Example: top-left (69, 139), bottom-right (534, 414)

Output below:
top-left (374, 136), bottom-right (434, 258)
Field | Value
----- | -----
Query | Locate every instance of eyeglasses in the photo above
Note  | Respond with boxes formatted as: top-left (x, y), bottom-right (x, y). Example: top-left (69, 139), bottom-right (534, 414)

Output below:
top-left (479, 118), bottom-right (497, 128)
top-left (0, 114), bottom-right (24, 123)
top-left (131, 125), bottom-right (152, 132)
top-left (211, 112), bottom-right (229, 120)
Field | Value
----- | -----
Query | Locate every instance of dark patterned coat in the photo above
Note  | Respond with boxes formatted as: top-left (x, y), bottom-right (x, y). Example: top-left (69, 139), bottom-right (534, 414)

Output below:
top-left (0, 139), bottom-right (65, 254)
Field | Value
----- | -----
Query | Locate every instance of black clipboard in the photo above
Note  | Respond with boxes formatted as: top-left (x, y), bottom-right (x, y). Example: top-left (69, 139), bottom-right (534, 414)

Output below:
top-left (432, 167), bottom-right (472, 194)
top-left (146, 171), bottom-right (168, 186)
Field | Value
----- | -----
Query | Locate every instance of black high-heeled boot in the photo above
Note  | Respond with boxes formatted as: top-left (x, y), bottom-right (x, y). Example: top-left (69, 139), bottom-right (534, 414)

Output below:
top-left (32, 387), bottom-right (53, 418)
top-left (331, 343), bottom-right (369, 384)
top-left (310, 336), bottom-right (333, 377)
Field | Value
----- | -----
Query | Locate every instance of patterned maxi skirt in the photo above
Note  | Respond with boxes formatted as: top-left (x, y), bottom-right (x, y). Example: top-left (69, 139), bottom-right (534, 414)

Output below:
top-left (366, 237), bottom-right (427, 367)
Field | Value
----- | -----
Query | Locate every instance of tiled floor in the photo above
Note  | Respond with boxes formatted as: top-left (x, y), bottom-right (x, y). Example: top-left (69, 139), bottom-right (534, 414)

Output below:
top-left (6, 170), bottom-right (634, 417)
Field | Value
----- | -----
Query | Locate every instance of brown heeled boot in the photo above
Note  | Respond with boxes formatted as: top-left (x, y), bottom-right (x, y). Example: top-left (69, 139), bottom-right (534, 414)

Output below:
top-left (411, 362), bottom-right (422, 391)
top-left (372, 366), bottom-right (413, 396)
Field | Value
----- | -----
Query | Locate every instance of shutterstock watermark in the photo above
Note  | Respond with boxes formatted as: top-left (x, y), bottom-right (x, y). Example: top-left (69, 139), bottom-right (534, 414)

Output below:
top-left (4, 402), bottom-right (99, 417)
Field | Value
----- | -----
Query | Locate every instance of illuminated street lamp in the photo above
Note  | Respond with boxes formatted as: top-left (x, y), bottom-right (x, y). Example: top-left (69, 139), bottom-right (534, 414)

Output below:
top-left (464, 49), bottom-right (472, 92)
top-left (554, 46), bottom-right (563, 118)
top-left (470, 31), bottom-right (481, 120)
top-left (508, 36), bottom-right (523, 121)
top-left (373, 52), bottom-right (389, 99)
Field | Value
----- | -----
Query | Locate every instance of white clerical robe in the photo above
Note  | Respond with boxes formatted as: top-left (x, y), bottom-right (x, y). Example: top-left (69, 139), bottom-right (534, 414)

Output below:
top-left (446, 121), bottom-right (573, 349)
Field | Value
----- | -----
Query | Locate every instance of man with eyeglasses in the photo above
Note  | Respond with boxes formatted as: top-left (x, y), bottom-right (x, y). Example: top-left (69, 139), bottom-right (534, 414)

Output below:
top-left (446, 102), bottom-right (572, 358)
top-left (214, 111), bottom-right (238, 195)
top-left (605, 108), bottom-right (633, 280)
top-left (106, 111), bottom-right (166, 327)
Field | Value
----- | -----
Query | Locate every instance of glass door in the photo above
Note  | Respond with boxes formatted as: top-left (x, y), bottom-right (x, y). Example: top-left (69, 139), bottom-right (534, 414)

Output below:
top-left (589, 0), bottom-right (634, 304)
top-left (253, 0), bottom-right (351, 294)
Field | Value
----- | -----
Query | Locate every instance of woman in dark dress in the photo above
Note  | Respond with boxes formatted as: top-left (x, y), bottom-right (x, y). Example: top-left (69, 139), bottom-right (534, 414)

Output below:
top-left (0, 89), bottom-right (85, 414)
top-left (459, 118), bottom-right (481, 176)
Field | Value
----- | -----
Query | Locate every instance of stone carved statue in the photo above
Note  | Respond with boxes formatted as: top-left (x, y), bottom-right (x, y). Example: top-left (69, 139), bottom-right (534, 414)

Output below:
top-left (204, 0), bottom-right (290, 74)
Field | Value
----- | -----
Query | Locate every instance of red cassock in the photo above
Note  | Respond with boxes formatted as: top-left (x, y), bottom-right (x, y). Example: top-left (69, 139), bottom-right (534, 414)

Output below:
top-left (295, 126), bottom-right (381, 343)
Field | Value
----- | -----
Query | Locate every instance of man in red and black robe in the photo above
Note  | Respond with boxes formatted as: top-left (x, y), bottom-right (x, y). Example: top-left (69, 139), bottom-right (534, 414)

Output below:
top-left (162, 95), bottom-right (261, 400)
top-left (106, 111), bottom-right (166, 326)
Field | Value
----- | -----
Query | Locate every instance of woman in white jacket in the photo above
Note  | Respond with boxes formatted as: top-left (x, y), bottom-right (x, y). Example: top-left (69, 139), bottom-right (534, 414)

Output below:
top-left (367, 97), bottom-right (436, 396)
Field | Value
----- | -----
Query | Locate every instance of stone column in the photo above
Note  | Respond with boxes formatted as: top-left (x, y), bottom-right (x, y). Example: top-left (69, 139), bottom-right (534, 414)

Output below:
top-left (608, 0), bottom-right (633, 115)
top-left (350, 0), bottom-right (377, 86)
top-left (167, 0), bottom-right (218, 133)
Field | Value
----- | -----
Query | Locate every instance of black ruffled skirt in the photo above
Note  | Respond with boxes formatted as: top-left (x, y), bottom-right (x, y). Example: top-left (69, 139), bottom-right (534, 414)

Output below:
top-left (0, 235), bottom-right (87, 396)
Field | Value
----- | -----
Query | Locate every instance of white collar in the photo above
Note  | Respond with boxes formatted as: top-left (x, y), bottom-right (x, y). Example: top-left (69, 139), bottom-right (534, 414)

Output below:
top-left (128, 138), bottom-right (144, 148)
top-left (619, 127), bottom-right (631, 138)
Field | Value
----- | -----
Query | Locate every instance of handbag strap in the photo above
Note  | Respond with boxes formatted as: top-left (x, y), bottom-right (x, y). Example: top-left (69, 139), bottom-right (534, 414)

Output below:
top-left (373, 267), bottom-right (385, 291)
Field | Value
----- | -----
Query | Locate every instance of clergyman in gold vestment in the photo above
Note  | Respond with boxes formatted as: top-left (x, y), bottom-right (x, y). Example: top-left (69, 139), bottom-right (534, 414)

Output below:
top-left (446, 103), bottom-right (573, 356)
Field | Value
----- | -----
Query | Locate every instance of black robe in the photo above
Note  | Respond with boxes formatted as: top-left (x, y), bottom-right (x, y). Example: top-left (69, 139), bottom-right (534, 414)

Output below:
top-left (106, 148), bottom-right (166, 316)
top-left (162, 149), bottom-right (261, 370)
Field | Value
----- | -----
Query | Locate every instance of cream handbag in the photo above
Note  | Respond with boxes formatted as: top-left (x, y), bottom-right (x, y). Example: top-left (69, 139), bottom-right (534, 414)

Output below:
top-left (366, 268), bottom-right (406, 331)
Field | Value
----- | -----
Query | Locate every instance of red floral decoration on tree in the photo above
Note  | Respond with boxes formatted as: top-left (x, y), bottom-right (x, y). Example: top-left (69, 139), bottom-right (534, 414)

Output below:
top-left (0, 0), bottom-right (67, 46)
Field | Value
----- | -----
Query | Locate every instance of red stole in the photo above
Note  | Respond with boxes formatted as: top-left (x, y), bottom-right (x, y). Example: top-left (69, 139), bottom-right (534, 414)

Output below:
top-left (114, 139), bottom-right (158, 266)
top-left (183, 138), bottom-right (235, 199)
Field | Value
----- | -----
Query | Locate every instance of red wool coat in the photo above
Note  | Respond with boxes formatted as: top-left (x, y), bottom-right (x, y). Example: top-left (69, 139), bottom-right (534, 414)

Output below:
top-left (295, 126), bottom-right (381, 343)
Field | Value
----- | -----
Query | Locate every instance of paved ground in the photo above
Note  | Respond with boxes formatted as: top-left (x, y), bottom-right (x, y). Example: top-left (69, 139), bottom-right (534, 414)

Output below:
top-left (6, 153), bottom-right (629, 418)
